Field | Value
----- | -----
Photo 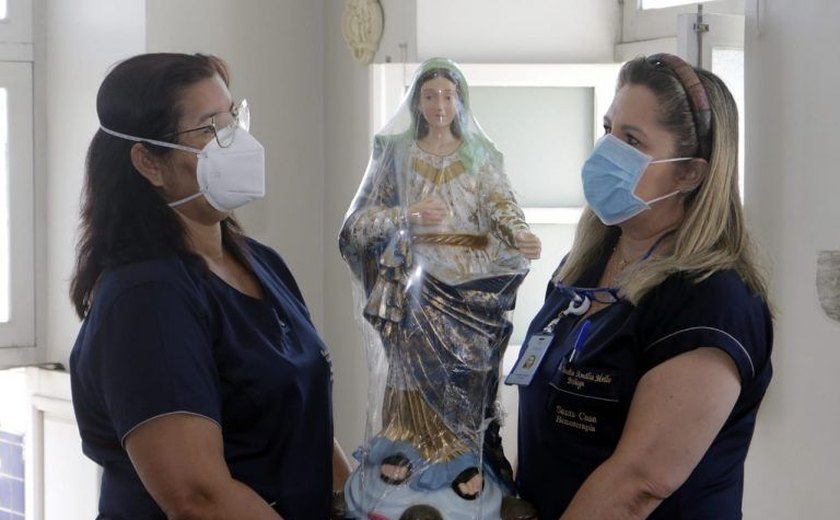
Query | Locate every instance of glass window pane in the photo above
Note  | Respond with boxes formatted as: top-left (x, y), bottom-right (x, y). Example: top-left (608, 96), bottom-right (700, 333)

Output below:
top-left (468, 86), bottom-right (593, 207)
top-left (0, 0), bottom-right (6, 20)
top-left (641, 0), bottom-right (715, 9)
top-left (0, 88), bottom-right (8, 323)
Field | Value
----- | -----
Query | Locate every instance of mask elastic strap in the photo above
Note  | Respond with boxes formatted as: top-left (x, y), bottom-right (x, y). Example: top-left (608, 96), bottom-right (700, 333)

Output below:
top-left (100, 126), bottom-right (209, 209)
top-left (649, 156), bottom-right (693, 164)
top-left (99, 125), bottom-right (202, 155)
top-left (168, 191), bottom-right (204, 208)
top-left (643, 156), bottom-right (694, 205)
top-left (645, 189), bottom-right (681, 206)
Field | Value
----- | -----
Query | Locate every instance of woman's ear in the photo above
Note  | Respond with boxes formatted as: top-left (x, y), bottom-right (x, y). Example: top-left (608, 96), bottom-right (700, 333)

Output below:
top-left (130, 143), bottom-right (165, 187)
top-left (677, 158), bottom-right (709, 192)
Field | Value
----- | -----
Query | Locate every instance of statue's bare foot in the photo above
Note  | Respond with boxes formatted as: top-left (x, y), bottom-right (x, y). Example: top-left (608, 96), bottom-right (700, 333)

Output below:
top-left (380, 453), bottom-right (412, 485)
top-left (399, 504), bottom-right (443, 520)
top-left (451, 467), bottom-right (483, 500)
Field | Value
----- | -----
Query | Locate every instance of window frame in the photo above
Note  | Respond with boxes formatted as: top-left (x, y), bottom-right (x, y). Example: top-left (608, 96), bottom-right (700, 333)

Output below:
top-left (0, 0), bottom-right (33, 61)
top-left (0, 62), bottom-right (35, 353)
top-left (0, 0), bottom-right (35, 357)
top-left (620, 0), bottom-right (743, 44)
top-left (639, 0), bottom-right (718, 10)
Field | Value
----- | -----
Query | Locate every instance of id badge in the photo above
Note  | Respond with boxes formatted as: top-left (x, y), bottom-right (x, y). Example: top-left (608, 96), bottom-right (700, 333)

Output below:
top-left (505, 333), bottom-right (554, 386)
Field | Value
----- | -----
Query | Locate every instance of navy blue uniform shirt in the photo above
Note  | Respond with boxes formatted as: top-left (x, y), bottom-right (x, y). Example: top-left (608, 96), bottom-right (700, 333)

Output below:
top-left (70, 239), bottom-right (333, 519)
top-left (515, 256), bottom-right (772, 520)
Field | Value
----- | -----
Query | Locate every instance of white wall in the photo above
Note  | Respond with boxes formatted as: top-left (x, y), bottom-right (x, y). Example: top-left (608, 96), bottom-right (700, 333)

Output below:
top-left (417, 0), bottom-right (618, 63)
top-left (323, 0), bottom-right (374, 459)
top-left (373, 0), bottom-right (418, 64)
top-left (146, 0), bottom-right (327, 328)
top-left (743, 0), bottom-right (840, 517)
top-left (41, 0), bottom-right (146, 365)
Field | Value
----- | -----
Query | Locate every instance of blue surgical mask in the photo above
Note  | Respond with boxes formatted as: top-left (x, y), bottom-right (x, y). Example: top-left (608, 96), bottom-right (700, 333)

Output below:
top-left (582, 134), bottom-right (691, 226)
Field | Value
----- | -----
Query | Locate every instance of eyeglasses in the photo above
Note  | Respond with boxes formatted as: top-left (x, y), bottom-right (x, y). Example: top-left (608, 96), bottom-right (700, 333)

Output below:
top-left (554, 283), bottom-right (621, 305)
top-left (167, 99), bottom-right (250, 148)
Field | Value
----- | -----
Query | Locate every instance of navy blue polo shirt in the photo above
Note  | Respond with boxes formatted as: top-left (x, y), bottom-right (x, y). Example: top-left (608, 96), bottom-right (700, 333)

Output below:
top-left (70, 238), bottom-right (333, 519)
top-left (515, 260), bottom-right (772, 519)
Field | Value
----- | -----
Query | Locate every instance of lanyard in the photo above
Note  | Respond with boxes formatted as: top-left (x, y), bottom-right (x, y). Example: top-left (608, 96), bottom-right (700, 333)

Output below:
top-left (544, 230), bottom-right (675, 334)
top-left (631, 229), bottom-right (675, 264)
top-left (541, 293), bottom-right (591, 334)
top-left (540, 286), bottom-right (622, 335)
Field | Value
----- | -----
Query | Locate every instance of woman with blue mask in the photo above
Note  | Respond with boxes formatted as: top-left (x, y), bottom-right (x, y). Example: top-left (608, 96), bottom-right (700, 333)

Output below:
top-left (511, 54), bottom-right (773, 519)
top-left (69, 53), bottom-right (349, 519)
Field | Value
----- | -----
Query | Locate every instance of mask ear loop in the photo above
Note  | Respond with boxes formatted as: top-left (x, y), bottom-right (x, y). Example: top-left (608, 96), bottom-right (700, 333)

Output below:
top-left (643, 156), bottom-right (694, 206)
top-left (99, 125), bottom-right (207, 208)
top-left (644, 189), bottom-right (680, 206)
top-left (168, 191), bottom-right (204, 208)
top-left (99, 125), bottom-right (203, 155)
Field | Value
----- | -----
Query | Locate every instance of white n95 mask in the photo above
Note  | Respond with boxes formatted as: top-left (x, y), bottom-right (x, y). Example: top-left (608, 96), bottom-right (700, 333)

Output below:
top-left (99, 125), bottom-right (266, 213)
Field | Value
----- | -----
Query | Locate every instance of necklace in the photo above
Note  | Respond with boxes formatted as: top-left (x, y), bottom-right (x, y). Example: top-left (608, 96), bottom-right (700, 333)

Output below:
top-left (614, 229), bottom-right (677, 270)
top-left (603, 230), bottom-right (676, 288)
top-left (612, 236), bottom-right (635, 272)
top-left (613, 244), bottom-right (632, 270)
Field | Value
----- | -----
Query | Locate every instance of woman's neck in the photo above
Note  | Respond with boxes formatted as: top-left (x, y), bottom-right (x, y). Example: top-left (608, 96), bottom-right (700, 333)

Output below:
top-left (179, 214), bottom-right (225, 263)
top-left (617, 211), bottom-right (682, 263)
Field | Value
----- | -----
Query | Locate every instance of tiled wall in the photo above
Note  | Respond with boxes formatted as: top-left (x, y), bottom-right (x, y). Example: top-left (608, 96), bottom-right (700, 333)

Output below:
top-left (0, 430), bottom-right (24, 520)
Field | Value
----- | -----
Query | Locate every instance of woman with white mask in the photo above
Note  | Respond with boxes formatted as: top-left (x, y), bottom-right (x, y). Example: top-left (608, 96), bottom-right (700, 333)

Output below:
top-left (511, 54), bottom-right (773, 519)
top-left (69, 53), bottom-right (349, 519)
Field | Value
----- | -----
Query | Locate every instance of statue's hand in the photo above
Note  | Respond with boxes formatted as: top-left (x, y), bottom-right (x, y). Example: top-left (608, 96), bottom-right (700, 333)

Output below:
top-left (515, 231), bottom-right (541, 260)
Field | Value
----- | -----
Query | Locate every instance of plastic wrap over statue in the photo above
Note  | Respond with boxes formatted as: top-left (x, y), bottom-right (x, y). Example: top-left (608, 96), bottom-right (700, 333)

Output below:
top-left (338, 58), bottom-right (536, 519)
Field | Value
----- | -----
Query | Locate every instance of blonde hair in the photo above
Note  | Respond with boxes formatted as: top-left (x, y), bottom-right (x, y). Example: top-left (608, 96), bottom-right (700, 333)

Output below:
top-left (556, 57), bottom-right (771, 308)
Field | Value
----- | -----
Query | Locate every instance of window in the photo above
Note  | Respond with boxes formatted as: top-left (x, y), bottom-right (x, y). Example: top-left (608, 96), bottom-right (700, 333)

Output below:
top-left (0, 63), bottom-right (34, 352)
top-left (619, 0), bottom-right (743, 47)
top-left (1, 87), bottom-right (9, 321)
top-left (641, 0), bottom-right (717, 10)
top-left (0, 0), bottom-right (35, 355)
